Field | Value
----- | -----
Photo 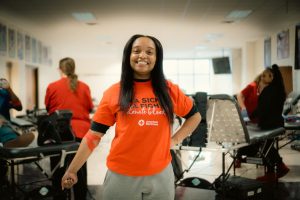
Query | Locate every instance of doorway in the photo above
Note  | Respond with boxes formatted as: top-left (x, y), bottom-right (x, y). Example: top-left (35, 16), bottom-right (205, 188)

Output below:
top-left (25, 65), bottom-right (39, 110)
top-left (279, 66), bottom-right (293, 95)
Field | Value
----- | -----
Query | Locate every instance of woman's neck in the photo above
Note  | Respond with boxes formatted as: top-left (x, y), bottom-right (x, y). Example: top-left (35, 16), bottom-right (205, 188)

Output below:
top-left (134, 78), bottom-right (151, 82)
top-left (61, 74), bottom-right (67, 78)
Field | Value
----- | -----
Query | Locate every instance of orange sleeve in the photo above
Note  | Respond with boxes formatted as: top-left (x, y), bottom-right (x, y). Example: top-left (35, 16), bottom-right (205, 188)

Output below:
top-left (92, 86), bottom-right (118, 126)
top-left (168, 81), bottom-right (193, 117)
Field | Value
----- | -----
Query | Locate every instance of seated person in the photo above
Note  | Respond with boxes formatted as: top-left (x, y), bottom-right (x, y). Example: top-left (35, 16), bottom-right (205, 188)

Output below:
top-left (0, 78), bottom-right (34, 147)
top-left (237, 72), bottom-right (267, 123)
top-left (235, 69), bottom-right (269, 167)
top-left (0, 115), bottom-right (35, 187)
top-left (236, 65), bottom-right (289, 182)
top-left (0, 114), bottom-right (34, 148)
top-left (0, 78), bottom-right (34, 186)
top-left (0, 78), bottom-right (22, 120)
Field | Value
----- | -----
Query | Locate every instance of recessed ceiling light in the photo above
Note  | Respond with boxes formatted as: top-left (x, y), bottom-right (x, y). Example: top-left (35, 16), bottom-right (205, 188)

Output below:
top-left (226, 10), bottom-right (252, 20)
top-left (72, 12), bottom-right (96, 22)
top-left (195, 45), bottom-right (207, 50)
top-left (205, 33), bottom-right (223, 42)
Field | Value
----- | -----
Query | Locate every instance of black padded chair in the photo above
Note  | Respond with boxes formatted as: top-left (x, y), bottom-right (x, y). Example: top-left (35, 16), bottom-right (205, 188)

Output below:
top-left (182, 92), bottom-right (208, 147)
top-left (173, 92), bottom-right (209, 187)
top-left (37, 110), bottom-right (75, 146)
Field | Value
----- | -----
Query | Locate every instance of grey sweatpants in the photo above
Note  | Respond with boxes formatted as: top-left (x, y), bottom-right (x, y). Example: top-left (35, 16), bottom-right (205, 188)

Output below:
top-left (102, 164), bottom-right (175, 200)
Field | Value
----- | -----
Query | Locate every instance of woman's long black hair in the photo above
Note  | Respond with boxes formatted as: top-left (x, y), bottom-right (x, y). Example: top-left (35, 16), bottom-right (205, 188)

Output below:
top-left (270, 64), bottom-right (286, 101)
top-left (119, 34), bottom-right (174, 124)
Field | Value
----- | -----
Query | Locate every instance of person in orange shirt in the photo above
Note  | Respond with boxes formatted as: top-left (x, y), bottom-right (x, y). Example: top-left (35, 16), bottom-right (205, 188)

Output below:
top-left (45, 57), bottom-right (93, 200)
top-left (61, 35), bottom-right (201, 200)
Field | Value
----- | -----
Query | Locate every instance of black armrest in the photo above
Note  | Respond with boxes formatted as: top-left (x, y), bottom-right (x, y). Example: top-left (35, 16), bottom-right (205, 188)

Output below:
top-left (0, 142), bottom-right (79, 159)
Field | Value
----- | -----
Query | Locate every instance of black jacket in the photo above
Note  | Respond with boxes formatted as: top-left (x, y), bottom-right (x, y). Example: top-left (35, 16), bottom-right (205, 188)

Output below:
top-left (252, 83), bottom-right (285, 130)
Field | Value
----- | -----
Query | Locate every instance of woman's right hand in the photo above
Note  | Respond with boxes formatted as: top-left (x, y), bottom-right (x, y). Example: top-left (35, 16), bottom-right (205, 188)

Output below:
top-left (241, 108), bottom-right (250, 122)
top-left (61, 171), bottom-right (78, 190)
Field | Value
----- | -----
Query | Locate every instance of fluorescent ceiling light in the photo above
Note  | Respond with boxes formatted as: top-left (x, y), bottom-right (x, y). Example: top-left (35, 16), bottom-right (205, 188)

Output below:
top-left (72, 12), bottom-right (96, 22)
top-left (226, 10), bottom-right (252, 20)
top-left (195, 45), bottom-right (207, 50)
top-left (205, 33), bottom-right (223, 42)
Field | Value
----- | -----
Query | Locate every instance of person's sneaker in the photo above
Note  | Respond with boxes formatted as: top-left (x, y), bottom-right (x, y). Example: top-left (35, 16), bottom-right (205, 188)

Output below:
top-left (277, 163), bottom-right (290, 178)
top-left (256, 172), bottom-right (277, 182)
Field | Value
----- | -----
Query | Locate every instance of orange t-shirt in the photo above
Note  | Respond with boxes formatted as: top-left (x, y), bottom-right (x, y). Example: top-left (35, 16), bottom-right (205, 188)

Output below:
top-left (92, 80), bottom-right (193, 176)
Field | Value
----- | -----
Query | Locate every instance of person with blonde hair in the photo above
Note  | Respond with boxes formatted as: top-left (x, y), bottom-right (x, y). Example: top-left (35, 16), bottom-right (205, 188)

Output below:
top-left (237, 71), bottom-right (268, 123)
top-left (251, 64), bottom-right (289, 182)
top-left (236, 65), bottom-right (289, 182)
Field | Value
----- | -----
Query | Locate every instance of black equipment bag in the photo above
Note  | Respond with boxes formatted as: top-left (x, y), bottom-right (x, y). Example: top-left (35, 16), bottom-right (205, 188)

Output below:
top-left (37, 110), bottom-right (75, 146)
top-left (214, 176), bottom-right (263, 200)
top-left (182, 92), bottom-right (208, 147)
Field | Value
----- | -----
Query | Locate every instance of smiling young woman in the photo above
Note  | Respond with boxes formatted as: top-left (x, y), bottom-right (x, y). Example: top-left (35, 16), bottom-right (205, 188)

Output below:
top-left (130, 37), bottom-right (157, 79)
top-left (61, 34), bottom-right (201, 200)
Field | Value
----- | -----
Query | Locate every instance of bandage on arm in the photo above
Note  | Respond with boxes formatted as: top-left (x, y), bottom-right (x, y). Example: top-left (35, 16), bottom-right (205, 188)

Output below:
top-left (83, 130), bottom-right (102, 151)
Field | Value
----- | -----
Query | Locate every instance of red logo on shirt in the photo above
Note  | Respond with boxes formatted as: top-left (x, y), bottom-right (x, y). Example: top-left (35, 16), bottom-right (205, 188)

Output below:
top-left (138, 119), bottom-right (145, 126)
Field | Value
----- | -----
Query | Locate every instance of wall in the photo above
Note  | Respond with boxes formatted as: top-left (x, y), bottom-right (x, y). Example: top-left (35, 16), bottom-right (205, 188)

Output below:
top-left (231, 48), bottom-right (242, 94)
top-left (249, 24), bottom-right (300, 93)
top-left (0, 59), bottom-right (6, 77)
top-left (0, 15), bottom-right (58, 115)
top-left (79, 58), bottom-right (122, 104)
top-left (240, 42), bottom-right (255, 89)
top-left (272, 25), bottom-right (300, 93)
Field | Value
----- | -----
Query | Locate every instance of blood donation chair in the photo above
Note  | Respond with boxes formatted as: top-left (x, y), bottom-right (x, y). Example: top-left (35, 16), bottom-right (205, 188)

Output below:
top-left (0, 110), bottom-right (79, 199)
top-left (173, 94), bottom-right (285, 199)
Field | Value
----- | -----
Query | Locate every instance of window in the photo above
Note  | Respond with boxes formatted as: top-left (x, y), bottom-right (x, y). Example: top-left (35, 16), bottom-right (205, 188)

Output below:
top-left (163, 59), bottom-right (211, 94)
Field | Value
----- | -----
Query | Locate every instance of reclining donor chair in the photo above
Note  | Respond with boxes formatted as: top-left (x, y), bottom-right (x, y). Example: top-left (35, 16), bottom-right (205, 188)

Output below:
top-left (173, 94), bottom-right (285, 198)
top-left (207, 94), bottom-right (285, 179)
top-left (0, 110), bottom-right (79, 199)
